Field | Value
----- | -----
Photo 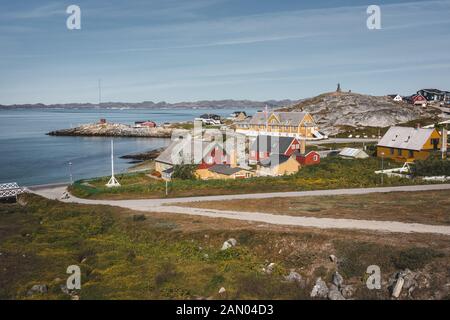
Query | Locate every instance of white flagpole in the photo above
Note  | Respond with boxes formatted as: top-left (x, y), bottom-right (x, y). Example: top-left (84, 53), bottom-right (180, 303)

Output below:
top-left (106, 139), bottom-right (120, 187)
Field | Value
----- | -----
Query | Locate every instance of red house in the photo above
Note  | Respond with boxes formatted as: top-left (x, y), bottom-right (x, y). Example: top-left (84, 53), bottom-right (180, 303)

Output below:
top-left (410, 94), bottom-right (427, 106)
top-left (135, 121), bottom-right (157, 128)
top-left (295, 151), bottom-right (320, 166)
top-left (249, 136), bottom-right (300, 164)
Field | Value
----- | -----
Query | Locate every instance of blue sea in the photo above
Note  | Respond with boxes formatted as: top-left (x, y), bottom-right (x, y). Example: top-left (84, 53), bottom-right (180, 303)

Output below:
top-left (0, 108), bottom-right (258, 186)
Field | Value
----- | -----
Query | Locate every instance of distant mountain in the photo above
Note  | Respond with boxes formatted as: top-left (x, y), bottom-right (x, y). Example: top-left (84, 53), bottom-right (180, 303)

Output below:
top-left (0, 99), bottom-right (301, 110)
top-left (277, 92), bottom-right (436, 135)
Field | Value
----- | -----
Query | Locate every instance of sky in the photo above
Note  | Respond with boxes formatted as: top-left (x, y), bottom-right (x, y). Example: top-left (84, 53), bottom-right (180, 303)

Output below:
top-left (0, 0), bottom-right (449, 104)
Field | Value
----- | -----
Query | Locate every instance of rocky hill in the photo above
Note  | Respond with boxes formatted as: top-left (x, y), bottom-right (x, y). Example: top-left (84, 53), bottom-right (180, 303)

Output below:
top-left (277, 92), bottom-right (435, 135)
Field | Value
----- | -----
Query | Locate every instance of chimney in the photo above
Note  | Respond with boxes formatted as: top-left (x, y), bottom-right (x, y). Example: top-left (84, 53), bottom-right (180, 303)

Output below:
top-left (300, 139), bottom-right (306, 155)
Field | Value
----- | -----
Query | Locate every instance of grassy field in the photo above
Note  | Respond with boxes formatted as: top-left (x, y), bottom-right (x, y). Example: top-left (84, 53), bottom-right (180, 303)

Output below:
top-left (180, 190), bottom-right (450, 226)
top-left (69, 157), bottom-right (428, 200)
top-left (0, 194), bottom-right (449, 300)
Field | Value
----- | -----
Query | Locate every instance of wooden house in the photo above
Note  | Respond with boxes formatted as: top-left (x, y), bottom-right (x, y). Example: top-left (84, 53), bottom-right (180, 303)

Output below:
top-left (249, 135), bottom-right (301, 164)
top-left (377, 126), bottom-right (441, 162)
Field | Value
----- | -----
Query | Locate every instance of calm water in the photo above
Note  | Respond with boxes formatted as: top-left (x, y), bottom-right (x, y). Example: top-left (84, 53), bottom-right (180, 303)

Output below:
top-left (0, 108), bottom-right (258, 186)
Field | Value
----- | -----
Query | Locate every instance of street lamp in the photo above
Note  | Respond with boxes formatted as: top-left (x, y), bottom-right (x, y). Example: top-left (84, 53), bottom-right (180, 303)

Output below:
top-left (68, 161), bottom-right (73, 185)
top-left (380, 152), bottom-right (385, 185)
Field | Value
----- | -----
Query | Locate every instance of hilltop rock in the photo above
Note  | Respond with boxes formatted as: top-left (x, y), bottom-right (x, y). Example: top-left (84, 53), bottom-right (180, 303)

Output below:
top-left (278, 92), bottom-right (434, 135)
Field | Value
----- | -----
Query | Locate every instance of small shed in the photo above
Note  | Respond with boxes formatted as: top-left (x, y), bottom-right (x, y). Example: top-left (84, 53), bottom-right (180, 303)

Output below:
top-left (339, 148), bottom-right (369, 159)
top-left (295, 151), bottom-right (320, 166)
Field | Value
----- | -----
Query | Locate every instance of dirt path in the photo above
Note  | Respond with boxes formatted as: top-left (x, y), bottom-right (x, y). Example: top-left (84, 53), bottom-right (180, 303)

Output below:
top-left (30, 184), bottom-right (450, 235)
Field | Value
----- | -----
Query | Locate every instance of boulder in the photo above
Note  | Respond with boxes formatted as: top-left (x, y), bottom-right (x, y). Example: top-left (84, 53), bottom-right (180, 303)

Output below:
top-left (310, 277), bottom-right (329, 299)
top-left (218, 287), bottom-right (226, 294)
top-left (60, 192), bottom-right (70, 200)
top-left (329, 255), bottom-right (337, 263)
top-left (401, 269), bottom-right (418, 292)
top-left (392, 277), bottom-right (404, 298)
top-left (263, 263), bottom-right (276, 274)
top-left (328, 289), bottom-right (345, 300)
top-left (27, 284), bottom-right (48, 296)
top-left (285, 271), bottom-right (302, 283)
top-left (221, 238), bottom-right (237, 251)
top-left (341, 285), bottom-right (356, 299)
top-left (332, 271), bottom-right (344, 288)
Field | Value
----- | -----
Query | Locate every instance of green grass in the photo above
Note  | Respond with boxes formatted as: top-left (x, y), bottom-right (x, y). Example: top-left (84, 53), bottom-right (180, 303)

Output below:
top-left (69, 157), bottom-right (431, 200)
top-left (1, 195), bottom-right (447, 300)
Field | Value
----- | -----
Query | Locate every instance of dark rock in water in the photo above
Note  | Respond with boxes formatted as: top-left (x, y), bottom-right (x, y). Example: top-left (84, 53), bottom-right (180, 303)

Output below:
top-left (121, 148), bottom-right (164, 160)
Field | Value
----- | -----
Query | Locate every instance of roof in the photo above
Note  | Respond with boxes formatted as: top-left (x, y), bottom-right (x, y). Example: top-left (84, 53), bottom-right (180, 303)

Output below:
top-left (156, 138), bottom-right (222, 165)
top-left (260, 154), bottom-right (291, 168)
top-left (208, 164), bottom-right (243, 175)
top-left (250, 135), bottom-right (297, 154)
top-left (418, 89), bottom-right (450, 94)
top-left (248, 112), bottom-right (309, 126)
top-left (338, 148), bottom-right (368, 158)
top-left (377, 126), bottom-right (437, 151)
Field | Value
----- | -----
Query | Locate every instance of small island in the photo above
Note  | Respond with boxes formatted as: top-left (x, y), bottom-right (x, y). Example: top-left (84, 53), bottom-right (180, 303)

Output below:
top-left (47, 119), bottom-right (176, 138)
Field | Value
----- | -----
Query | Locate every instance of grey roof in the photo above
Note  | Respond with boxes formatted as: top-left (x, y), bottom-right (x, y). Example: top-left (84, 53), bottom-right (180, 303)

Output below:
top-left (377, 126), bottom-right (436, 151)
top-left (250, 135), bottom-right (297, 154)
top-left (338, 148), bottom-right (369, 158)
top-left (248, 112), bottom-right (309, 126)
top-left (260, 154), bottom-right (291, 168)
top-left (156, 138), bottom-right (222, 165)
top-left (208, 164), bottom-right (243, 175)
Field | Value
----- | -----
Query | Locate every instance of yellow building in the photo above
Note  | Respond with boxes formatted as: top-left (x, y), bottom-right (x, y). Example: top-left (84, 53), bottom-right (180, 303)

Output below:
top-left (256, 154), bottom-right (301, 176)
top-left (236, 111), bottom-right (324, 139)
top-left (377, 126), bottom-right (442, 162)
top-left (196, 164), bottom-right (255, 180)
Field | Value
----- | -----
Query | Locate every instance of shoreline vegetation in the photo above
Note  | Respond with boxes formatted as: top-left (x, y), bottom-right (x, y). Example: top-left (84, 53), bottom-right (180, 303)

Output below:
top-left (69, 158), bottom-right (437, 200)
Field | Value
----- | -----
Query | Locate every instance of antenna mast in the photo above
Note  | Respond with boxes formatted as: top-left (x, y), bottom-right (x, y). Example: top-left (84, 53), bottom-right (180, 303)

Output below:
top-left (98, 79), bottom-right (102, 106)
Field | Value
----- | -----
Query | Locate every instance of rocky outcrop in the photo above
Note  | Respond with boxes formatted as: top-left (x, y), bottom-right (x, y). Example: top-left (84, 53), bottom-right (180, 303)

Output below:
top-left (278, 92), bottom-right (434, 135)
top-left (47, 123), bottom-right (173, 138)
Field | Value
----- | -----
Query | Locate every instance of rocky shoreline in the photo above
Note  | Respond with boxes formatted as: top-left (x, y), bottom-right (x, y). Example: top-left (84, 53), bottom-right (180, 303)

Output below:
top-left (47, 122), bottom-right (173, 138)
top-left (120, 148), bottom-right (164, 161)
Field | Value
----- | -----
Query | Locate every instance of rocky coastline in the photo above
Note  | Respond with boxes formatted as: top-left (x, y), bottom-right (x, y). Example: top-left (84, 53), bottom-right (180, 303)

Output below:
top-left (47, 122), bottom-right (173, 138)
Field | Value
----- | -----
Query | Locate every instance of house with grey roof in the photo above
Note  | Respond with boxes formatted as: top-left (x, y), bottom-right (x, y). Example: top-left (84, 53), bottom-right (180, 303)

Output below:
top-left (338, 147), bottom-right (369, 159)
top-left (235, 111), bottom-right (324, 140)
top-left (376, 126), bottom-right (442, 162)
top-left (256, 153), bottom-right (301, 177)
top-left (249, 135), bottom-right (302, 164)
top-left (155, 138), bottom-right (226, 179)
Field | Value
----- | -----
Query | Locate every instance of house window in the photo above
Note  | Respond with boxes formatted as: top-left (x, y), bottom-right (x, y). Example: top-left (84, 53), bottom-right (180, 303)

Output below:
top-left (390, 148), bottom-right (394, 155)
top-left (397, 149), bottom-right (402, 156)
top-left (408, 150), bottom-right (414, 158)
top-left (313, 155), bottom-right (318, 162)
top-left (431, 138), bottom-right (439, 150)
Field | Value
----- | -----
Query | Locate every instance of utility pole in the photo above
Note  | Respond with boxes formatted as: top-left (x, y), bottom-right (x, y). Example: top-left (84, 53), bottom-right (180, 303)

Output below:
top-left (68, 161), bottom-right (73, 185)
top-left (165, 180), bottom-right (168, 196)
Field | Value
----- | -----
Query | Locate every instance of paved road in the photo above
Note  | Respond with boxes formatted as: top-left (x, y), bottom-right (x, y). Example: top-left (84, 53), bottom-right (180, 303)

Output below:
top-left (31, 184), bottom-right (450, 236)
